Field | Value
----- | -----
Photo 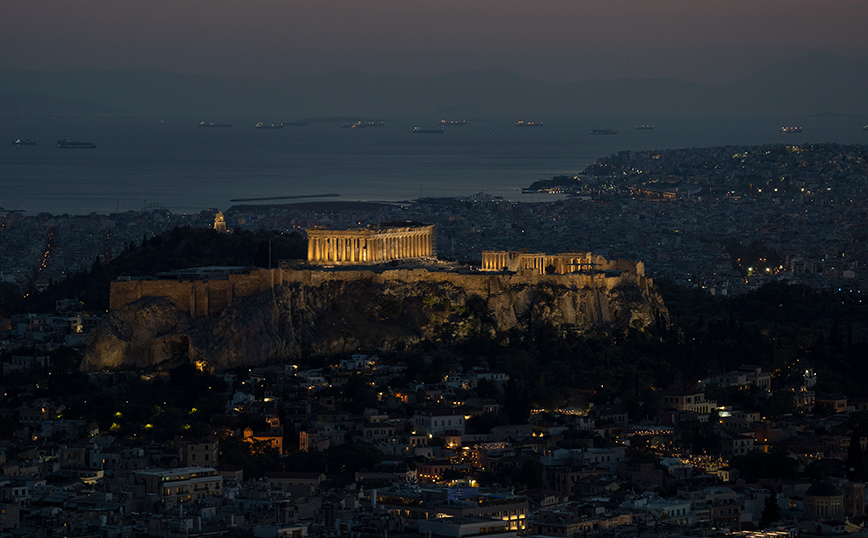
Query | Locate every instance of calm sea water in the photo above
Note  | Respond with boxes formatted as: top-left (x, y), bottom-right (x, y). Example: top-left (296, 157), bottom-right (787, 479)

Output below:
top-left (1, 115), bottom-right (866, 215)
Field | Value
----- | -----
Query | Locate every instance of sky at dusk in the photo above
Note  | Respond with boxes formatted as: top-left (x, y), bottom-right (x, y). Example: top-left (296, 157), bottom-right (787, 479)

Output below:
top-left (2, 0), bottom-right (868, 84)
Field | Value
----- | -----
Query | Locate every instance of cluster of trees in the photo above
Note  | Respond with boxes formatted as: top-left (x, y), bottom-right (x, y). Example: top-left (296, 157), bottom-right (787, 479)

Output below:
top-left (22, 227), bottom-right (307, 312)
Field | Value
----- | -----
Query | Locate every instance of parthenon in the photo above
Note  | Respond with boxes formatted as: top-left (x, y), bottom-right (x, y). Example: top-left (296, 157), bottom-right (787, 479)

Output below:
top-left (306, 223), bottom-right (436, 265)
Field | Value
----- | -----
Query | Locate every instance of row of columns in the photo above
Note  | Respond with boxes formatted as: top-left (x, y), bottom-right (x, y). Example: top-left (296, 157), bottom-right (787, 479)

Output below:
top-left (308, 231), bottom-right (434, 264)
top-left (480, 251), bottom-right (516, 272)
top-left (480, 251), bottom-right (597, 274)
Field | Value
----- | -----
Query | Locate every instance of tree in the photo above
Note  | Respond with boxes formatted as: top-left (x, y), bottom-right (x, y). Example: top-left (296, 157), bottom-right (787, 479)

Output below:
top-left (731, 448), bottom-right (798, 481)
top-left (0, 282), bottom-right (23, 317)
top-left (847, 427), bottom-right (864, 480)
top-left (340, 376), bottom-right (378, 414)
top-left (760, 490), bottom-right (781, 528)
top-left (518, 456), bottom-right (544, 490)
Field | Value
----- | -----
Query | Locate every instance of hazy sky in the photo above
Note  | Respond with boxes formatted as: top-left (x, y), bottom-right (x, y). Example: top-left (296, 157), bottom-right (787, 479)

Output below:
top-left (2, 0), bottom-right (867, 84)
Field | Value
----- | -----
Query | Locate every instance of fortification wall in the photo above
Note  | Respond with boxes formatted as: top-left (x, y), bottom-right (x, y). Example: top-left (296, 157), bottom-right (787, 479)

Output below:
top-left (110, 269), bottom-right (283, 317)
top-left (111, 280), bottom-right (197, 314)
top-left (111, 266), bottom-right (653, 319)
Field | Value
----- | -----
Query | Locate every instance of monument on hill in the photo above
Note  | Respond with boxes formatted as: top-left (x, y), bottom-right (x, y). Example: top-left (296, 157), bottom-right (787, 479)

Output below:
top-left (90, 221), bottom-right (667, 371)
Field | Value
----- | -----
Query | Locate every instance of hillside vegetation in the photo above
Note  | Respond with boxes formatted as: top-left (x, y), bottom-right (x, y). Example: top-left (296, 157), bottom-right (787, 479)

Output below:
top-left (24, 227), bottom-right (307, 312)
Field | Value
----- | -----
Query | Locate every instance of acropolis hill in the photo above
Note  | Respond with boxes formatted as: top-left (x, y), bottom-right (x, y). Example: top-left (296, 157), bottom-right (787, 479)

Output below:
top-left (84, 224), bottom-right (667, 372)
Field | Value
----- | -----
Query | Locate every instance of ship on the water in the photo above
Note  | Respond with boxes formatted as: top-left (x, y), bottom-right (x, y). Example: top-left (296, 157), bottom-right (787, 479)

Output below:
top-left (255, 122), bottom-right (284, 129)
top-left (344, 121), bottom-right (384, 128)
top-left (12, 138), bottom-right (36, 145)
top-left (862, 125), bottom-right (868, 132)
top-left (413, 126), bottom-right (444, 134)
top-left (780, 126), bottom-right (803, 134)
top-left (57, 138), bottom-right (96, 149)
top-left (198, 122), bottom-right (232, 128)
top-left (516, 121), bottom-right (543, 127)
top-left (590, 129), bottom-right (617, 135)
top-left (635, 124), bottom-right (655, 130)
top-left (440, 119), bottom-right (466, 126)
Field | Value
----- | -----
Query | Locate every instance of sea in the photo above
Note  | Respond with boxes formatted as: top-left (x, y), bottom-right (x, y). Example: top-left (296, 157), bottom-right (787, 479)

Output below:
top-left (2, 115), bottom-right (866, 215)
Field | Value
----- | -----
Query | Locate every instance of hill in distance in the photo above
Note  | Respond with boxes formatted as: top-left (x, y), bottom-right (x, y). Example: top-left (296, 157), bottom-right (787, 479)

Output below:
top-left (1, 52), bottom-right (866, 119)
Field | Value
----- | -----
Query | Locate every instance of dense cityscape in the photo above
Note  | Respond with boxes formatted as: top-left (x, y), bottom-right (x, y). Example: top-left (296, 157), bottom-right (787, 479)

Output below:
top-left (1, 143), bottom-right (868, 538)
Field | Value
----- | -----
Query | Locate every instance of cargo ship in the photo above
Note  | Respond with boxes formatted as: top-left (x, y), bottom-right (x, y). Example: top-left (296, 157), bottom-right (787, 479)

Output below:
top-left (413, 126), bottom-right (444, 134)
top-left (57, 138), bottom-right (96, 149)
top-left (198, 122), bottom-right (232, 128)
top-left (12, 138), bottom-right (36, 145)
top-left (255, 122), bottom-right (284, 129)
top-left (347, 121), bottom-right (384, 128)
top-left (780, 126), bottom-right (803, 134)
top-left (590, 129), bottom-right (617, 135)
top-left (440, 119), bottom-right (466, 126)
top-left (635, 124), bottom-right (655, 130)
top-left (516, 121), bottom-right (543, 127)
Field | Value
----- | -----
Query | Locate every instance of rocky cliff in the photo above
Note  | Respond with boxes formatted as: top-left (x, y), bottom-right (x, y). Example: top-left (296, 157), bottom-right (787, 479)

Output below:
top-left (82, 268), bottom-right (668, 372)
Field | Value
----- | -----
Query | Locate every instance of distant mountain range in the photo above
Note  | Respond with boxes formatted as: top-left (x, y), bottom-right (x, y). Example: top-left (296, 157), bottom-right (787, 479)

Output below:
top-left (1, 52), bottom-right (866, 119)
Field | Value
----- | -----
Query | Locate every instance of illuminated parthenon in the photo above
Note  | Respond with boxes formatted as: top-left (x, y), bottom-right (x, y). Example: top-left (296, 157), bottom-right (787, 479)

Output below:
top-left (306, 224), bottom-right (436, 265)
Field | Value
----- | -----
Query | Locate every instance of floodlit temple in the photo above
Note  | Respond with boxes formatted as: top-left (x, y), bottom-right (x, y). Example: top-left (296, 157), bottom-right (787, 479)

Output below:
top-left (213, 211), bottom-right (228, 233)
top-left (306, 223), bottom-right (436, 265)
top-left (480, 250), bottom-right (644, 276)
